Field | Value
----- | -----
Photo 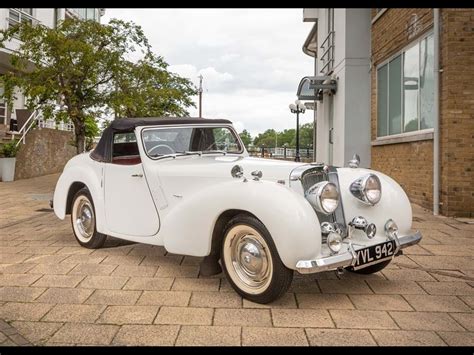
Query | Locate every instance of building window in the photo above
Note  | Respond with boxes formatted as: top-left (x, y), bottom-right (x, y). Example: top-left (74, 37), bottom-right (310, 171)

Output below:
top-left (8, 8), bottom-right (34, 29)
top-left (377, 33), bottom-right (434, 137)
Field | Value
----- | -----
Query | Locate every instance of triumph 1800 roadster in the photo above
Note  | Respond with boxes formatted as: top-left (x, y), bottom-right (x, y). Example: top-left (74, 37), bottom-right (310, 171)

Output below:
top-left (53, 117), bottom-right (422, 303)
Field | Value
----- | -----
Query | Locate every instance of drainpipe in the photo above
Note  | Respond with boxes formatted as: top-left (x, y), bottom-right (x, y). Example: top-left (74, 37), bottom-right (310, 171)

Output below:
top-left (433, 8), bottom-right (440, 215)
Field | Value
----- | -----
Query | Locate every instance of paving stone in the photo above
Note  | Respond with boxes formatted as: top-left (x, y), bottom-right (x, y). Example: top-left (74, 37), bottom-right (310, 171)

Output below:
top-left (370, 330), bottom-right (446, 346)
top-left (429, 271), bottom-right (473, 282)
top-left (171, 278), bottom-right (220, 291)
top-left (408, 255), bottom-right (474, 271)
top-left (112, 325), bottom-right (179, 346)
top-left (272, 309), bottom-right (334, 328)
top-left (242, 327), bottom-right (308, 346)
top-left (422, 245), bottom-right (474, 257)
top-left (61, 255), bottom-right (106, 264)
top-left (330, 310), bottom-right (398, 329)
top-left (20, 246), bottom-right (62, 255)
top-left (42, 304), bottom-right (105, 323)
top-left (78, 276), bottom-right (129, 290)
top-left (318, 279), bottom-right (373, 294)
top-left (24, 255), bottom-right (69, 264)
top-left (49, 323), bottom-right (119, 345)
top-left (437, 331), bottom-right (474, 346)
top-left (181, 256), bottom-right (203, 265)
top-left (0, 286), bottom-right (46, 302)
top-left (55, 246), bottom-right (94, 255)
top-left (0, 263), bottom-right (36, 274)
top-left (213, 308), bottom-right (272, 327)
top-left (137, 291), bottom-right (191, 306)
top-left (449, 313), bottom-right (474, 331)
top-left (32, 275), bottom-right (85, 288)
top-left (128, 245), bottom-right (167, 257)
top-left (27, 263), bottom-right (76, 275)
top-left (155, 265), bottom-right (199, 278)
top-left (176, 325), bottom-right (240, 346)
top-left (189, 291), bottom-right (242, 308)
top-left (288, 277), bottom-right (322, 293)
top-left (101, 255), bottom-right (145, 266)
top-left (140, 255), bottom-right (183, 267)
top-left (0, 254), bottom-right (31, 264)
top-left (403, 294), bottom-right (471, 312)
top-left (0, 302), bottom-right (54, 321)
top-left (418, 281), bottom-right (474, 295)
top-left (296, 293), bottom-right (354, 310)
top-left (389, 311), bottom-right (465, 331)
top-left (85, 290), bottom-right (141, 305)
top-left (0, 274), bottom-right (42, 287)
top-left (123, 277), bottom-right (174, 291)
top-left (459, 296), bottom-right (474, 309)
top-left (306, 329), bottom-right (377, 346)
top-left (36, 287), bottom-right (94, 304)
top-left (349, 294), bottom-right (413, 311)
top-left (68, 263), bottom-right (117, 276)
top-left (243, 292), bottom-right (297, 309)
top-left (367, 280), bottom-right (427, 294)
top-left (111, 265), bottom-right (157, 277)
top-left (154, 306), bottom-right (213, 326)
top-left (97, 305), bottom-right (159, 325)
top-left (382, 269), bottom-right (436, 281)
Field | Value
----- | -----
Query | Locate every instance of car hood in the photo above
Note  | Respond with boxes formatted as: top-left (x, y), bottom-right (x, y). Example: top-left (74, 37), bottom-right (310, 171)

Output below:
top-left (154, 155), bottom-right (308, 182)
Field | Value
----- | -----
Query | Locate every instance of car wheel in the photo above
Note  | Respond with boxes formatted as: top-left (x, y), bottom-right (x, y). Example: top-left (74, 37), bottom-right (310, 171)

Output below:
top-left (221, 214), bottom-right (293, 304)
top-left (347, 260), bottom-right (391, 274)
top-left (71, 187), bottom-right (106, 249)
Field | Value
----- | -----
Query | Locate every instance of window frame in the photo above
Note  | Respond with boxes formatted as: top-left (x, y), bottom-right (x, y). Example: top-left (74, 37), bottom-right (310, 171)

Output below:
top-left (140, 124), bottom-right (245, 161)
top-left (375, 30), bottom-right (434, 140)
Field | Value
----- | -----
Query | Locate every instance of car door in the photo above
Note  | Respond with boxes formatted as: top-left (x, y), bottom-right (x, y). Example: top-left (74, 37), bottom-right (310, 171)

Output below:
top-left (104, 131), bottom-right (160, 237)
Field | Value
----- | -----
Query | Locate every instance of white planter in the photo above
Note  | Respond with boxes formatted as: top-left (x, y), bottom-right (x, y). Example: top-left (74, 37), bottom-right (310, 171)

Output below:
top-left (2, 157), bottom-right (16, 182)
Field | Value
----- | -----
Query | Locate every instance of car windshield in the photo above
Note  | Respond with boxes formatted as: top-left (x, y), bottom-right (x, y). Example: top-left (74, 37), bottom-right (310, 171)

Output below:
top-left (142, 126), bottom-right (243, 158)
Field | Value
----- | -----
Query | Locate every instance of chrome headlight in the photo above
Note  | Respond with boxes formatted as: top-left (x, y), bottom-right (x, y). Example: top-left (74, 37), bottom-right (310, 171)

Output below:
top-left (350, 174), bottom-right (382, 205)
top-left (327, 232), bottom-right (343, 254)
top-left (306, 181), bottom-right (339, 215)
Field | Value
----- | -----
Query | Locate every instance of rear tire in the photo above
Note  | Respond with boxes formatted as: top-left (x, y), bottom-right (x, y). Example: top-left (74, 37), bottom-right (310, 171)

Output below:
top-left (347, 260), bottom-right (391, 274)
top-left (70, 187), bottom-right (106, 249)
top-left (221, 214), bottom-right (293, 304)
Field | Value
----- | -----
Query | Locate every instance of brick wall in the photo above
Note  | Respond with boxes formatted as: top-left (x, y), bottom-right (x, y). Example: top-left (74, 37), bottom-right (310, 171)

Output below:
top-left (439, 9), bottom-right (474, 217)
top-left (371, 9), bottom-right (434, 211)
top-left (14, 128), bottom-right (76, 180)
top-left (370, 8), bottom-right (474, 217)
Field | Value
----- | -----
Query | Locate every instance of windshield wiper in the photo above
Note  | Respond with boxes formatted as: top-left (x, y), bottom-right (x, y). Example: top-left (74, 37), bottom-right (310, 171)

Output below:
top-left (202, 150), bottom-right (227, 155)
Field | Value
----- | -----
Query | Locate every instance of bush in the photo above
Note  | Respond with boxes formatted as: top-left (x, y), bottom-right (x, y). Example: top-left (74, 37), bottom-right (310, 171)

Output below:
top-left (1, 141), bottom-right (20, 158)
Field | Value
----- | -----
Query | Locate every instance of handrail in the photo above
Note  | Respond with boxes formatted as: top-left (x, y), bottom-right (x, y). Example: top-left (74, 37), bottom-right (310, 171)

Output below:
top-left (14, 110), bottom-right (41, 147)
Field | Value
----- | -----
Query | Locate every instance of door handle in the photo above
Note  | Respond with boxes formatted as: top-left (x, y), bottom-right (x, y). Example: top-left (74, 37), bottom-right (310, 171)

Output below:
top-left (131, 173), bottom-right (143, 178)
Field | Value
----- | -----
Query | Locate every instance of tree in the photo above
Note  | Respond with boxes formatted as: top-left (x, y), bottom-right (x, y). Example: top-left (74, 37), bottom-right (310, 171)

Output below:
top-left (253, 129), bottom-right (278, 148)
top-left (0, 18), bottom-right (196, 154)
top-left (238, 129), bottom-right (252, 148)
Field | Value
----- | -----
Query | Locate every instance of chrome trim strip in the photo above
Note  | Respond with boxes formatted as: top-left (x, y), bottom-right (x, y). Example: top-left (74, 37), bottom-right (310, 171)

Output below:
top-left (296, 230), bottom-right (422, 274)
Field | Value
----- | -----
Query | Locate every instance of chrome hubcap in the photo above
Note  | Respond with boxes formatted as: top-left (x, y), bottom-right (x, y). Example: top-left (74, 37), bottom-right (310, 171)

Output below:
top-left (73, 197), bottom-right (94, 241)
top-left (224, 226), bottom-right (273, 294)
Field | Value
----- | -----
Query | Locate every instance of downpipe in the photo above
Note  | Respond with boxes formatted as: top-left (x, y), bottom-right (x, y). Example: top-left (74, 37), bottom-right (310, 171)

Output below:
top-left (433, 8), bottom-right (440, 215)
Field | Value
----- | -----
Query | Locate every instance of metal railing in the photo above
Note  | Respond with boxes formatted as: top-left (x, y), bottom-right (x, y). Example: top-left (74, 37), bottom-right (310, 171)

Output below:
top-left (320, 31), bottom-right (335, 74)
top-left (248, 147), bottom-right (314, 160)
top-left (11, 110), bottom-right (74, 147)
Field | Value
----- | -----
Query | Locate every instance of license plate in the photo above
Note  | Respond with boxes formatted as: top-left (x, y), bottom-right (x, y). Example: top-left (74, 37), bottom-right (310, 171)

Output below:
top-left (353, 240), bottom-right (396, 269)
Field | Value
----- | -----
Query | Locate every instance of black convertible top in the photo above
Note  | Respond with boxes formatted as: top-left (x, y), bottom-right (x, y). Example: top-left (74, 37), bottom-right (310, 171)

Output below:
top-left (90, 117), bottom-right (233, 163)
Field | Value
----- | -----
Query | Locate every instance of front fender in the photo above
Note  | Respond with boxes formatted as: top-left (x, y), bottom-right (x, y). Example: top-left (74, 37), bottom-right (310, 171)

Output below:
top-left (159, 179), bottom-right (321, 270)
top-left (53, 164), bottom-right (104, 232)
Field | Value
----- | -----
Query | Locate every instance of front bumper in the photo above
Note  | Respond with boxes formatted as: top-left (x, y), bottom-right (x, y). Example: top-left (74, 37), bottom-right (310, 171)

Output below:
top-left (295, 230), bottom-right (422, 274)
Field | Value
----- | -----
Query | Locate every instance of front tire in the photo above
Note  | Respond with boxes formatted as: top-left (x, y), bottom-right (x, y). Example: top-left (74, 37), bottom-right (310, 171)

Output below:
top-left (71, 187), bottom-right (106, 249)
top-left (221, 214), bottom-right (293, 304)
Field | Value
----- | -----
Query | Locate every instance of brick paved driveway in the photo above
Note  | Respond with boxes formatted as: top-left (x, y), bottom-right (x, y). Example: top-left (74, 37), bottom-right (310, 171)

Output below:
top-left (0, 173), bottom-right (473, 346)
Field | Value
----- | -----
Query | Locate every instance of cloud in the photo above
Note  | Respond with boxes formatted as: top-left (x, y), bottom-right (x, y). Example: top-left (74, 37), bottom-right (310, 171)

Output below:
top-left (102, 9), bottom-right (314, 136)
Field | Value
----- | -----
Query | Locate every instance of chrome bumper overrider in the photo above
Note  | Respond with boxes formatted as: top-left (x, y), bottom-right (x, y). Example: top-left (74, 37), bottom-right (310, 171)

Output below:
top-left (296, 230), bottom-right (422, 274)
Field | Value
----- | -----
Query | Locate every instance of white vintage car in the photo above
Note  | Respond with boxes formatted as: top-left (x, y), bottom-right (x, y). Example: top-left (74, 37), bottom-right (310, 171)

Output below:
top-left (53, 117), bottom-right (422, 303)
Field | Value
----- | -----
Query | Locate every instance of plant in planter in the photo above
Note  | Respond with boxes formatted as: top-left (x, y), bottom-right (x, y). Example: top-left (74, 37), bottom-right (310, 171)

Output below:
top-left (1, 141), bottom-right (20, 182)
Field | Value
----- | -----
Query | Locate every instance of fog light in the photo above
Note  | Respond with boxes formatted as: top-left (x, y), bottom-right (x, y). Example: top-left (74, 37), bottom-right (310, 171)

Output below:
top-left (327, 232), bottom-right (343, 254)
top-left (384, 219), bottom-right (398, 238)
top-left (365, 223), bottom-right (377, 239)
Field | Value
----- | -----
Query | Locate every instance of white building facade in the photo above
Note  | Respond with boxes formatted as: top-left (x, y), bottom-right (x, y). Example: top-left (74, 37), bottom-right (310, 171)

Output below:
top-left (298, 8), bottom-right (372, 168)
top-left (0, 8), bottom-right (105, 126)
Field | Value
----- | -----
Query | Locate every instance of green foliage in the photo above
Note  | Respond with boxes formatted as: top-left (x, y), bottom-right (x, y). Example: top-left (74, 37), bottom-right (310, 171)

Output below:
top-left (238, 129), bottom-right (252, 148)
top-left (252, 123), bottom-right (314, 148)
top-left (1, 141), bottom-right (20, 158)
top-left (0, 18), bottom-right (196, 154)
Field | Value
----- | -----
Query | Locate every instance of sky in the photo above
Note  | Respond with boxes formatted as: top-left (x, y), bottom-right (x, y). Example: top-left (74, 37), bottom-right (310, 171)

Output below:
top-left (102, 9), bottom-right (314, 137)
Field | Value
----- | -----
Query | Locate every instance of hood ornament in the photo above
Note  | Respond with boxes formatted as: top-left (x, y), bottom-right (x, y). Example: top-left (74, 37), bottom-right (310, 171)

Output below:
top-left (348, 154), bottom-right (360, 168)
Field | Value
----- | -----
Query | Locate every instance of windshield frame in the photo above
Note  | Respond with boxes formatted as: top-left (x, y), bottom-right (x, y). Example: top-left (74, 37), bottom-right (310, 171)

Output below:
top-left (140, 124), bottom-right (245, 160)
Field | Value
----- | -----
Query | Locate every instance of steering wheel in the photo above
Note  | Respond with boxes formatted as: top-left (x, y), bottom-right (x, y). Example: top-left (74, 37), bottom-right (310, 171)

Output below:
top-left (148, 144), bottom-right (175, 156)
